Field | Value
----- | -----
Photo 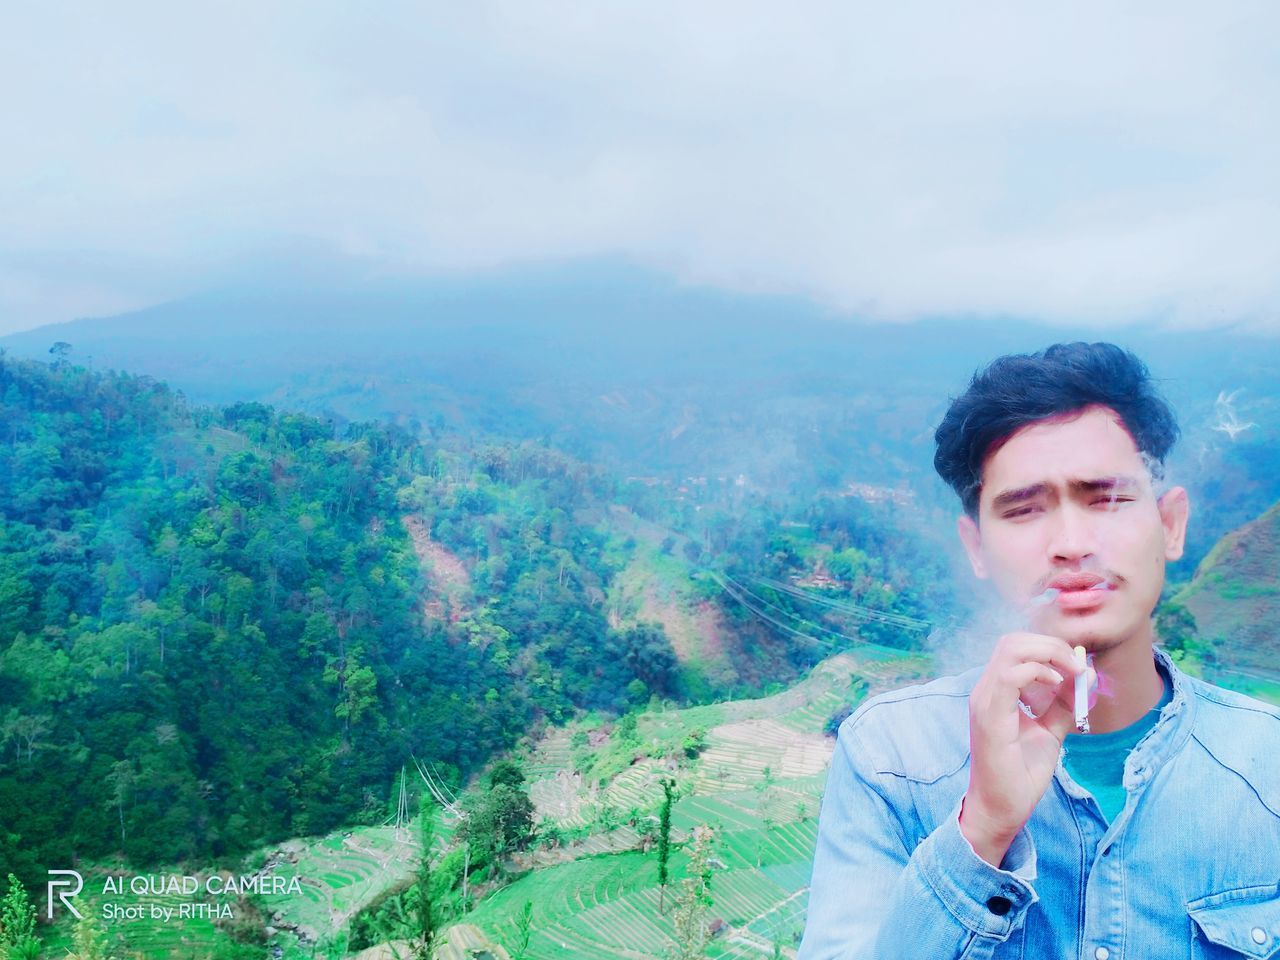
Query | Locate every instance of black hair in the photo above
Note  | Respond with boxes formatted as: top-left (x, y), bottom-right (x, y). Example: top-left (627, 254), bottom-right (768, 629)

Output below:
top-left (933, 342), bottom-right (1180, 517)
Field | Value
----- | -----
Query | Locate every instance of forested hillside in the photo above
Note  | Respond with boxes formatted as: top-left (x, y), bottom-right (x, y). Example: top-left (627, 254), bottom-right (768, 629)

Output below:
top-left (0, 355), bottom-right (513, 879)
top-left (0, 354), bottom-right (948, 897)
top-left (1167, 498), bottom-right (1280, 696)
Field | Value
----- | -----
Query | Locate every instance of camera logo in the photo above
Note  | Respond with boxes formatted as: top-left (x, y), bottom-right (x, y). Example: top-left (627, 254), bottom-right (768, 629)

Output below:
top-left (47, 869), bottom-right (84, 920)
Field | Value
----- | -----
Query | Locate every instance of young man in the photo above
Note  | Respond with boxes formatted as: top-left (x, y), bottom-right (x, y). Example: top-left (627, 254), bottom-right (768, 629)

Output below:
top-left (798, 343), bottom-right (1280, 959)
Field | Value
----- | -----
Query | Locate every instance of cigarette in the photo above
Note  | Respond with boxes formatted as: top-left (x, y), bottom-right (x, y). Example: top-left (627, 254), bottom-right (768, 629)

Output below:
top-left (1074, 646), bottom-right (1090, 734)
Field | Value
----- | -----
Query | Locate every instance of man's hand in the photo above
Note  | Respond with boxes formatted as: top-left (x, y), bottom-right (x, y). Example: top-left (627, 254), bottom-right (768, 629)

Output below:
top-left (959, 632), bottom-right (1091, 867)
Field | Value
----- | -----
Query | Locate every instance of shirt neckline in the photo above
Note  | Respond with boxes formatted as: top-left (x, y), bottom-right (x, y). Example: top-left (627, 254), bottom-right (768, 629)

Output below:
top-left (1064, 661), bottom-right (1172, 749)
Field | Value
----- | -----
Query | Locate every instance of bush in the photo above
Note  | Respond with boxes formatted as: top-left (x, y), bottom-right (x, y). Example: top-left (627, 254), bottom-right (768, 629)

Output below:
top-left (823, 705), bottom-right (855, 738)
top-left (681, 729), bottom-right (708, 759)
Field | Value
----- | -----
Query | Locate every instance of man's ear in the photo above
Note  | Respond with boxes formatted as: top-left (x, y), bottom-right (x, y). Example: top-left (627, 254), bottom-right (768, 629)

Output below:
top-left (1158, 486), bottom-right (1190, 561)
top-left (956, 514), bottom-right (988, 579)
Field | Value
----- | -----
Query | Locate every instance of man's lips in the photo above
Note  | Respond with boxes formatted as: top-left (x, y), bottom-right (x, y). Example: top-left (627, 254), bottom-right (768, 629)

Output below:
top-left (1048, 572), bottom-right (1107, 591)
top-left (1035, 572), bottom-right (1115, 611)
top-left (1054, 588), bottom-right (1110, 611)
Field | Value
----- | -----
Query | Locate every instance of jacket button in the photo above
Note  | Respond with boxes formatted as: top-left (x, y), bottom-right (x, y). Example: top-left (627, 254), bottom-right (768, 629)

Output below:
top-left (1094, 949), bottom-right (1110, 960)
top-left (1253, 928), bottom-right (1267, 945)
top-left (985, 895), bottom-right (1012, 916)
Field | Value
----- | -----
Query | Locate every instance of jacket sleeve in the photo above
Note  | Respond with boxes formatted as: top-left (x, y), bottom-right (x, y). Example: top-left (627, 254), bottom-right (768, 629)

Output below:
top-left (797, 715), bottom-right (1040, 960)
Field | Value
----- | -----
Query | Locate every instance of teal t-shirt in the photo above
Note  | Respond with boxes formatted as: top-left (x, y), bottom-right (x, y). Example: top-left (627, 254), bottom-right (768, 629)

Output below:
top-left (1062, 667), bottom-right (1173, 822)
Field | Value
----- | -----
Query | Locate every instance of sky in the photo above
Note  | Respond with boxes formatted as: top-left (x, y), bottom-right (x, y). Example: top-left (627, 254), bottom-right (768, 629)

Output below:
top-left (2, 1), bottom-right (1279, 335)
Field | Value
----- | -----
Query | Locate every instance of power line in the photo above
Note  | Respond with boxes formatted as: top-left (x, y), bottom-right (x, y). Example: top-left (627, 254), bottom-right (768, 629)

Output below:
top-left (413, 755), bottom-right (462, 816)
top-left (719, 572), bottom-right (862, 643)
top-left (709, 569), bottom-right (931, 656)
top-left (747, 574), bottom-right (931, 632)
top-left (708, 571), bottom-right (864, 652)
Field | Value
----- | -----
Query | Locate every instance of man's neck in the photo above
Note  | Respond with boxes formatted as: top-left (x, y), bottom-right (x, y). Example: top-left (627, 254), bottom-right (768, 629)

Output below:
top-left (1086, 630), bottom-right (1164, 733)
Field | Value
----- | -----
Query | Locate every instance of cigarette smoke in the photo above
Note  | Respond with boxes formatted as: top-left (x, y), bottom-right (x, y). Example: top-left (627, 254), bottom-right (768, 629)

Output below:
top-left (1212, 389), bottom-right (1256, 442)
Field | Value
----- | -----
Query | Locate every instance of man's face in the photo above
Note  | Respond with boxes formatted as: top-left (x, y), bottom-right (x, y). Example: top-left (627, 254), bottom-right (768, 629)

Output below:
top-left (957, 404), bottom-right (1189, 652)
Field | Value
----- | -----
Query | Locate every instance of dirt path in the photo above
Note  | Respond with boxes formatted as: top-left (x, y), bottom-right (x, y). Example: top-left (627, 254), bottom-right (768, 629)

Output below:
top-left (403, 515), bottom-right (471, 591)
top-left (403, 515), bottom-right (471, 619)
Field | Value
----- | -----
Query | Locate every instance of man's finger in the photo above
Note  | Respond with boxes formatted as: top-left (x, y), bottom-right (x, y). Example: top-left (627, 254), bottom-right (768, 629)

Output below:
top-left (993, 660), bottom-right (1064, 697)
top-left (981, 662), bottom-right (1066, 722)
top-left (993, 634), bottom-right (1087, 680)
top-left (1020, 679), bottom-right (1062, 718)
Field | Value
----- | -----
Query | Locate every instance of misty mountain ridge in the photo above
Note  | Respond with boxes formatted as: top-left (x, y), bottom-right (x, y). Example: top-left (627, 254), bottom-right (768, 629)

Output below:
top-left (4, 257), bottom-right (1277, 574)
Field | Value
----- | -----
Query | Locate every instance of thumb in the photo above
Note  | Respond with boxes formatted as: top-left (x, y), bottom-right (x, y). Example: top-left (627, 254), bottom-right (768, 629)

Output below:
top-left (1038, 695), bottom-right (1079, 743)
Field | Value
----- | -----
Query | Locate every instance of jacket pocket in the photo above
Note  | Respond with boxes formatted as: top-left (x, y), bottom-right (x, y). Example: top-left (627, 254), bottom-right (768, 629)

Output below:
top-left (1188, 884), bottom-right (1280, 959)
top-left (957, 927), bottom-right (1025, 960)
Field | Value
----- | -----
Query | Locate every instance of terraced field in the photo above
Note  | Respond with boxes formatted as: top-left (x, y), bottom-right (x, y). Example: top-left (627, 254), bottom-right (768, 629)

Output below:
top-left (524, 728), bottom-right (575, 781)
top-left (37, 872), bottom-right (223, 958)
top-left (257, 824), bottom-right (424, 949)
top-left (463, 648), bottom-right (924, 959)
top-left (466, 817), bottom-right (823, 960)
top-left (40, 647), bottom-right (924, 959)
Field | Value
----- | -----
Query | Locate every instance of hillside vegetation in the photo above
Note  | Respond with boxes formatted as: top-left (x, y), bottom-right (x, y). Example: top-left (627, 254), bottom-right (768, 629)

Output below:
top-left (1168, 498), bottom-right (1280, 697)
top-left (38, 648), bottom-right (919, 959)
top-left (0, 353), bottom-right (944, 908)
top-left (9, 345), bottom-right (1277, 959)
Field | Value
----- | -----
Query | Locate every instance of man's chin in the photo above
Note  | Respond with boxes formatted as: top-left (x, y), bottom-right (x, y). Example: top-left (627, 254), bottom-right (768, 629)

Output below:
top-left (1046, 612), bottom-right (1127, 650)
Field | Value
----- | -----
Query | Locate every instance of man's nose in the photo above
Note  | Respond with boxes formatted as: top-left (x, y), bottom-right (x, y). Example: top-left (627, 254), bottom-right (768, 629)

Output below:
top-left (1048, 503), bottom-right (1097, 561)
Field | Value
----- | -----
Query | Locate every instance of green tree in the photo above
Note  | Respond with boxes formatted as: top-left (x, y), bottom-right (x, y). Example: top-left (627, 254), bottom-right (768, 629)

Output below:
top-left (48, 341), bottom-right (72, 369)
top-left (681, 729), bottom-right (707, 759)
top-left (0, 873), bottom-right (40, 959)
top-left (411, 805), bottom-right (440, 960)
top-left (608, 623), bottom-right (679, 699)
top-left (458, 782), bottom-right (535, 871)
top-left (656, 777), bottom-right (675, 913)
top-left (614, 712), bottom-right (639, 746)
top-left (104, 760), bottom-right (134, 853)
top-left (510, 900), bottom-right (534, 960)
top-left (1155, 600), bottom-right (1200, 659)
top-left (0, 559), bottom-right (33, 637)
top-left (324, 652), bottom-right (379, 730)
top-left (487, 760), bottom-right (525, 789)
top-left (66, 910), bottom-right (114, 960)
top-left (667, 827), bottom-right (716, 960)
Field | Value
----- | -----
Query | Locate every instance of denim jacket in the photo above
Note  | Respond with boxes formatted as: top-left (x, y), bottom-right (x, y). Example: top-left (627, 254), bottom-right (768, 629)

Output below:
top-left (799, 648), bottom-right (1280, 959)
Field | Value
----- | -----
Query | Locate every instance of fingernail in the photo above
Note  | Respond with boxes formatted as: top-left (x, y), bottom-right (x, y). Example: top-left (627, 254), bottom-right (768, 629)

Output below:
top-left (1050, 670), bottom-right (1065, 685)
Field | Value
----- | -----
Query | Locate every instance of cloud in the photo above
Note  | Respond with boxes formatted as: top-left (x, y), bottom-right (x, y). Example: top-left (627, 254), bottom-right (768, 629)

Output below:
top-left (1, 1), bottom-right (1278, 333)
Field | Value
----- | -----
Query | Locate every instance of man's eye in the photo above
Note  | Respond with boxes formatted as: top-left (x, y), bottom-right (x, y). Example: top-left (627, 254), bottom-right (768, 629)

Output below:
top-left (1003, 506), bottom-right (1040, 519)
top-left (1093, 496), bottom-right (1133, 509)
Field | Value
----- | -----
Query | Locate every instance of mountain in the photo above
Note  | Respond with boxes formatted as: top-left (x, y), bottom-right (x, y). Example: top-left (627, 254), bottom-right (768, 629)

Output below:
top-left (4, 259), bottom-right (1279, 576)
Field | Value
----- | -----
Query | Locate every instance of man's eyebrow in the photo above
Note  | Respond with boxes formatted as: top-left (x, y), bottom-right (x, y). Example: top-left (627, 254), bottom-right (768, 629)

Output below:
top-left (990, 482), bottom-right (1050, 510)
top-left (989, 476), bottom-right (1144, 511)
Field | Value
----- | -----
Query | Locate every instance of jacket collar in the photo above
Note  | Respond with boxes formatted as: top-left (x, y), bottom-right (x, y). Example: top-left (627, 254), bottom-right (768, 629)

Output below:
top-left (1123, 646), bottom-right (1196, 787)
top-left (1054, 645), bottom-right (1195, 799)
